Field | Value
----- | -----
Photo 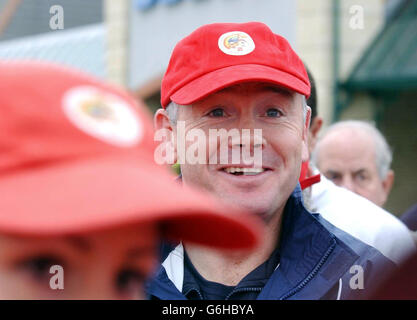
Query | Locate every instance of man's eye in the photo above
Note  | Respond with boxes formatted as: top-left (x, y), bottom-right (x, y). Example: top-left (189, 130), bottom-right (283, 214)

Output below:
top-left (208, 108), bottom-right (225, 117)
top-left (355, 172), bottom-right (368, 182)
top-left (116, 269), bottom-right (147, 295)
top-left (265, 108), bottom-right (282, 117)
top-left (18, 255), bottom-right (63, 281)
top-left (326, 173), bottom-right (341, 183)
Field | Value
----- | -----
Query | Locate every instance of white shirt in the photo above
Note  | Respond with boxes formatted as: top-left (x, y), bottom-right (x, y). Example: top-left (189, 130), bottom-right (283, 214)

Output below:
top-left (308, 169), bottom-right (416, 265)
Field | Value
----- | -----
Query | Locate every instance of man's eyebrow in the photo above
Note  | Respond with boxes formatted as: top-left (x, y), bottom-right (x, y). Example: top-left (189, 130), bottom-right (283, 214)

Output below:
top-left (63, 236), bottom-right (92, 252)
top-left (126, 246), bottom-right (156, 260)
top-left (62, 238), bottom-right (155, 258)
top-left (353, 169), bottom-right (368, 175)
top-left (325, 170), bottom-right (342, 176)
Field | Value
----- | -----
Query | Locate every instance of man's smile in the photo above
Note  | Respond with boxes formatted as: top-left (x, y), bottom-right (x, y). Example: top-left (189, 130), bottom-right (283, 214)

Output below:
top-left (223, 167), bottom-right (266, 176)
top-left (215, 165), bottom-right (274, 185)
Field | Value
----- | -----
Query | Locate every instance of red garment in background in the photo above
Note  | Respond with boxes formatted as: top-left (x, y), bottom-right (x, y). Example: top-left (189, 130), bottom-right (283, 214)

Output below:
top-left (299, 162), bottom-right (321, 190)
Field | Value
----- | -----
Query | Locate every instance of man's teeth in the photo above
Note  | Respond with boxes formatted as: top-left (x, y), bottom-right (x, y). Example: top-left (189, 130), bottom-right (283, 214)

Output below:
top-left (224, 167), bottom-right (265, 175)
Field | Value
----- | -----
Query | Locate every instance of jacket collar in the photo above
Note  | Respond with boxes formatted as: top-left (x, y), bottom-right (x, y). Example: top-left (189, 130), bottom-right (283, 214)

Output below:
top-left (146, 257), bottom-right (187, 300)
top-left (257, 185), bottom-right (358, 299)
top-left (147, 185), bottom-right (359, 300)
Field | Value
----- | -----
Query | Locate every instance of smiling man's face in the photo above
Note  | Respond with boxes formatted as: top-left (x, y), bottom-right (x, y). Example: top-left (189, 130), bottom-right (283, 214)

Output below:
top-left (173, 82), bottom-right (310, 221)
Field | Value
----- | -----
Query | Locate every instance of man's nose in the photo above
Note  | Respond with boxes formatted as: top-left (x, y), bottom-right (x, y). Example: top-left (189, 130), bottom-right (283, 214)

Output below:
top-left (78, 282), bottom-right (118, 300)
top-left (228, 114), bottom-right (266, 151)
top-left (73, 268), bottom-right (120, 300)
top-left (228, 129), bottom-right (266, 151)
top-left (340, 176), bottom-right (356, 193)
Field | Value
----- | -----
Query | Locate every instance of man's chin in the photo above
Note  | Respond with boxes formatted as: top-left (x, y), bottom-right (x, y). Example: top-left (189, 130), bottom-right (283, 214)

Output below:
top-left (216, 193), bottom-right (278, 221)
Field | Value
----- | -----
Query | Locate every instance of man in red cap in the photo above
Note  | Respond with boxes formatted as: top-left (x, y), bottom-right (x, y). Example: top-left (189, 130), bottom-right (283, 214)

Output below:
top-left (0, 60), bottom-right (261, 299)
top-left (150, 22), bottom-right (395, 300)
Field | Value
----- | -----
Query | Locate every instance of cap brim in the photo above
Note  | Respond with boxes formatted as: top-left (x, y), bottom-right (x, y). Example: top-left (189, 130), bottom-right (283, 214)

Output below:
top-left (170, 64), bottom-right (310, 106)
top-left (0, 155), bottom-right (260, 249)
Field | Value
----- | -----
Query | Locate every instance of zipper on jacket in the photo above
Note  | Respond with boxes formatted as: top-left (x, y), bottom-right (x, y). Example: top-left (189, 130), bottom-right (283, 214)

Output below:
top-left (279, 241), bottom-right (336, 300)
top-left (225, 287), bottom-right (262, 300)
top-left (184, 287), bottom-right (262, 300)
top-left (183, 288), bottom-right (204, 300)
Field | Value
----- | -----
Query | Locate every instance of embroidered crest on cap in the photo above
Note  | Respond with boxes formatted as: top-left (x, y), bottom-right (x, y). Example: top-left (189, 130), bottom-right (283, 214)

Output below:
top-left (62, 86), bottom-right (143, 147)
top-left (218, 31), bottom-right (255, 56)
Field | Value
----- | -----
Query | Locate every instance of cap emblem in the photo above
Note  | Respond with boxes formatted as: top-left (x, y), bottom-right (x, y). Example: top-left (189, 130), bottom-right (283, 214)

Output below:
top-left (62, 86), bottom-right (143, 147)
top-left (218, 31), bottom-right (255, 56)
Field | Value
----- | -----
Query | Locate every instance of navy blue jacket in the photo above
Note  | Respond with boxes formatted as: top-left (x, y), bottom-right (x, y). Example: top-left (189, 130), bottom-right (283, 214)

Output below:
top-left (147, 186), bottom-right (396, 300)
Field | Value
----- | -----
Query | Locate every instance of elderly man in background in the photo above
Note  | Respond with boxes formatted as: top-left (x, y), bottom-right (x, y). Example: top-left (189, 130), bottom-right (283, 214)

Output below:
top-left (300, 67), bottom-right (415, 264)
top-left (312, 120), bottom-right (394, 208)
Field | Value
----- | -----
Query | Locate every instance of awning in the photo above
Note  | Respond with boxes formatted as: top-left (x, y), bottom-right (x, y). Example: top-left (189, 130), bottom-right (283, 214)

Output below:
top-left (0, 24), bottom-right (106, 79)
top-left (340, 0), bottom-right (417, 92)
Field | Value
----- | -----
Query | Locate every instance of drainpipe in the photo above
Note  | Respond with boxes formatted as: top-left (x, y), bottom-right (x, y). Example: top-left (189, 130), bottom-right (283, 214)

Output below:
top-left (332, 0), bottom-right (341, 122)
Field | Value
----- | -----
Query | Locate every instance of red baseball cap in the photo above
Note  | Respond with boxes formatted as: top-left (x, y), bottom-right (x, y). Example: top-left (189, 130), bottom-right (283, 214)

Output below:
top-left (0, 60), bottom-right (261, 249)
top-left (161, 22), bottom-right (310, 108)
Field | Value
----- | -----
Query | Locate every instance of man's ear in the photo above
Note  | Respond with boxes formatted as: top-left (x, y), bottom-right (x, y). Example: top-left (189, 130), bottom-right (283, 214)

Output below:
top-left (308, 116), bottom-right (323, 154)
top-left (381, 169), bottom-right (395, 203)
top-left (301, 106), bottom-right (312, 163)
top-left (154, 108), bottom-right (177, 165)
top-left (154, 108), bottom-right (172, 131)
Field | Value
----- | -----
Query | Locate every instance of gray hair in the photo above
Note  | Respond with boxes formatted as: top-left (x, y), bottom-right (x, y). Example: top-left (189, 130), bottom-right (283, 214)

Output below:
top-left (166, 94), bottom-right (309, 125)
top-left (302, 95), bottom-right (308, 125)
top-left (166, 101), bottom-right (180, 125)
top-left (312, 120), bottom-right (393, 179)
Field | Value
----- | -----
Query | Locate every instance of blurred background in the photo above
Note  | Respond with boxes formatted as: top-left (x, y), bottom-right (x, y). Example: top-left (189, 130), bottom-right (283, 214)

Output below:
top-left (0, 0), bottom-right (415, 215)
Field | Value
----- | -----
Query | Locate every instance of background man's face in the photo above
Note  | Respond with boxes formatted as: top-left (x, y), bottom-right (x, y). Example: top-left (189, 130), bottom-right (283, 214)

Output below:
top-left (315, 128), bottom-right (392, 207)
top-left (175, 82), bottom-right (310, 221)
top-left (0, 224), bottom-right (158, 299)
